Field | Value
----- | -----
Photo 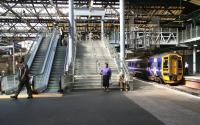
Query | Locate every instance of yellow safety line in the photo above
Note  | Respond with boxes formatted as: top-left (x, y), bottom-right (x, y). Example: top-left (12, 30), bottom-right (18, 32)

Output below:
top-left (0, 93), bottom-right (63, 99)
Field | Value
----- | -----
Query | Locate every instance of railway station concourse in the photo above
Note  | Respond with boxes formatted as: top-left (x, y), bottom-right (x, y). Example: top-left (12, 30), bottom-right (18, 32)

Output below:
top-left (0, 0), bottom-right (200, 125)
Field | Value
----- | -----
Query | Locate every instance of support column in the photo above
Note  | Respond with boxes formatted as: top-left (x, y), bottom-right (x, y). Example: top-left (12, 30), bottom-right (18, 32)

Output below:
top-left (12, 42), bottom-right (15, 74)
top-left (114, 27), bottom-right (116, 43)
top-left (176, 28), bottom-right (179, 46)
top-left (190, 24), bottom-right (192, 39)
top-left (69, 0), bottom-right (74, 63)
top-left (101, 17), bottom-right (104, 41)
top-left (120, 0), bottom-right (125, 66)
top-left (196, 26), bottom-right (198, 37)
top-left (193, 46), bottom-right (196, 74)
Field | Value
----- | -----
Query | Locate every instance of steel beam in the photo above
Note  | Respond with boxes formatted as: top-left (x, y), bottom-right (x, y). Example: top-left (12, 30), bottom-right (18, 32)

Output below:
top-left (0, 2), bottom-right (37, 31)
top-left (43, 4), bottom-right (53, 20)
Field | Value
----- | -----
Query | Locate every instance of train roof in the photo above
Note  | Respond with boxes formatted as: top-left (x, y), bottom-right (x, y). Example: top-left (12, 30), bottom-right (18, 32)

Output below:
top-left (126, 52), bottom-right (181, 61)
top-left (126, 58), bottom-right (142, 62)
top-left (150, 52), bottom-right (181, 58)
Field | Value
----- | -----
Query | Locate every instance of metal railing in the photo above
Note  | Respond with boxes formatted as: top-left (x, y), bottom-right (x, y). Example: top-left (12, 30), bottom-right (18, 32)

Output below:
top-left (90, 38), bottom-right (101, 73)
top-left (33, 29), bottom-right (60, 92)
top-left (103, 39), bottom-right (130, 86)
top-left (0, 33), bottom-right (44, 94)
top-left (179, 25), bottom-right (200, 43)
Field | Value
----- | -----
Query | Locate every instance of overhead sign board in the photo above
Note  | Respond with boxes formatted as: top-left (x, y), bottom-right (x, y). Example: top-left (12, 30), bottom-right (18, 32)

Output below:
top-left (74, 8), bottom-right (105, 17)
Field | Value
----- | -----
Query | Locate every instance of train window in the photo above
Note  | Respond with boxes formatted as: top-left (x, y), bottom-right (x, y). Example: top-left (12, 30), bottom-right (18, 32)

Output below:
top-left (128, 62), bottom-right (131, 67)
top-left (163, 73), bottom-right (168, 76)
top-left (163, 60), bottom-right (168, 68)
top-left (136, 64), bottom-right (140, 68)
top-left (178, 60), bottom-right (182, 68)
top-left (148, 62), bottom-right (151, 67)
top-left (153, 62), bottom-right (157, 67)
top-left (131, 62), bottom-right (135, 67)
top-left (158, 62), bottom-right (161, 68)
top-left (141, 63), bottom-right (147, 68)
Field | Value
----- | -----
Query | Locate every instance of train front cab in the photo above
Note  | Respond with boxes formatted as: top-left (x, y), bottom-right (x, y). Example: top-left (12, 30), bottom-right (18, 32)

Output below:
top-left (162, 54), bottom-right (183, 84)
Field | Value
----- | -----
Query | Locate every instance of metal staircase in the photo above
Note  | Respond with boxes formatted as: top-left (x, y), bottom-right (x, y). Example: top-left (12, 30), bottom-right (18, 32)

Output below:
top-left (30, 35), bottom-right (51, 75)
top-left (73, 40), bottom-right (119, 90)
top-left (47, 45), bottom-right (66, 92)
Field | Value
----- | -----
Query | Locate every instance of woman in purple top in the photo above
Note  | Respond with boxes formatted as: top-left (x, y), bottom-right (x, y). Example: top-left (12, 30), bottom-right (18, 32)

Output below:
top-left (100, 63), bottom-right (112, 91)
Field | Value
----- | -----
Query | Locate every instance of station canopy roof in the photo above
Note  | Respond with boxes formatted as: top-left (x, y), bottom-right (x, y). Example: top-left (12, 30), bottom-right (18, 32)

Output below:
top-left (0, 0), bottom-right (199, 44)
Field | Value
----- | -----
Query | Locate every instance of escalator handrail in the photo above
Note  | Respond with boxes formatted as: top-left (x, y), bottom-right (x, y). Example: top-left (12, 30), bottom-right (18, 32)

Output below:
top-left (40, 34), bottom-right (60, 91)
top-left (27, 34), bottom-right (44, 68)
top-left (64, 40), bottom-right (69, 73)
top-left (40, 28), bottom-right (56, 74)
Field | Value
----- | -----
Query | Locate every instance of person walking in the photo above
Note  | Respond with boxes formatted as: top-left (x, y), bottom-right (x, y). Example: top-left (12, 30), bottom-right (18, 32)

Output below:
top-left (100, 63), bottom-right (112, 91)
top-left (11, 57), bottom-right (33, 99)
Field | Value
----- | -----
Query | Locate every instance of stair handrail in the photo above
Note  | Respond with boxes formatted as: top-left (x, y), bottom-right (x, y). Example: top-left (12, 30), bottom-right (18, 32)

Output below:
top-left (90, 38), bottom-right (101, 73)
top-left (103, 39), bottom-right (130, 85)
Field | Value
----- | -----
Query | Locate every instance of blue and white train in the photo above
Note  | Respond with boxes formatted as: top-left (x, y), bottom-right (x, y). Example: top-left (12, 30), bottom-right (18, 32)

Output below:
top-left (126, 53), bottom-right (183, 84)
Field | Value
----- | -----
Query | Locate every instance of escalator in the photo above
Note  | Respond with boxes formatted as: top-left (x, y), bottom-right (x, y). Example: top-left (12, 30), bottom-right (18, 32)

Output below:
top-left (46, 44), bottom-right (66, 93)
top-left (33, 29), bottom-right (61, 92)
top-left (1, 29), bottom-right (64, 94)
top-left (30, 35), bottom-right (52, 75)
top-left (0, 33), bottom-right (45, 93)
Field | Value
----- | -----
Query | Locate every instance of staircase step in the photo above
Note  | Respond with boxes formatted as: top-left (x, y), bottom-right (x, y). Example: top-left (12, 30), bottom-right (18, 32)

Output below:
top-left (73, 40), bottom-right (120, 90)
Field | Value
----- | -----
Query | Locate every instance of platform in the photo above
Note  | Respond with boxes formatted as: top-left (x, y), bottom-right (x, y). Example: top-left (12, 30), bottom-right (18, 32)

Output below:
top-left (0, 79), bottom-right (200, 125)
top-left (184, 75), bottom-right (200, 89)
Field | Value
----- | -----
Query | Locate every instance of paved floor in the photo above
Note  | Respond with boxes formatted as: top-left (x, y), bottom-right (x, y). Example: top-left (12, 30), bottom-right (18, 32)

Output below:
top-left (125, 78), bottom-right (200, 125)
top-left (0, 91), bottom-right (164, 125)
top-left (1, 79), bottom-right (200, 125)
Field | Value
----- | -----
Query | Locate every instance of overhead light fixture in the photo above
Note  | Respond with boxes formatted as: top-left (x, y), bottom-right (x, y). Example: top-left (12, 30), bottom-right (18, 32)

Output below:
top-left (194, 44), bottom-right (198, 47)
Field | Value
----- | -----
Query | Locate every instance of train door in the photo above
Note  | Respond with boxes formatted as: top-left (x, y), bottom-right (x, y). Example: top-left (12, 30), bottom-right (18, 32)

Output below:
top-left (177, 57), bottom-right (183, 81)
top-left (162, 56), bottom-right (169, 81)
top-left (170, 55), bottom-right (178, 76)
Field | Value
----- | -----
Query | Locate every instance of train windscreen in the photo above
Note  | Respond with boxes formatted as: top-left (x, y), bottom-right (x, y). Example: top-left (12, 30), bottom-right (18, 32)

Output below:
top-left (178, 59), bottom-right (182, 68)
top-left (163, 60), bottom-right (168, 68)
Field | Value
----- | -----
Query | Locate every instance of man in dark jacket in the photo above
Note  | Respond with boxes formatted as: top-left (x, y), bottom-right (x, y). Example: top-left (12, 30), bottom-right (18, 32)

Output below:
top-left (11, 57), bottom-right (32, 99)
